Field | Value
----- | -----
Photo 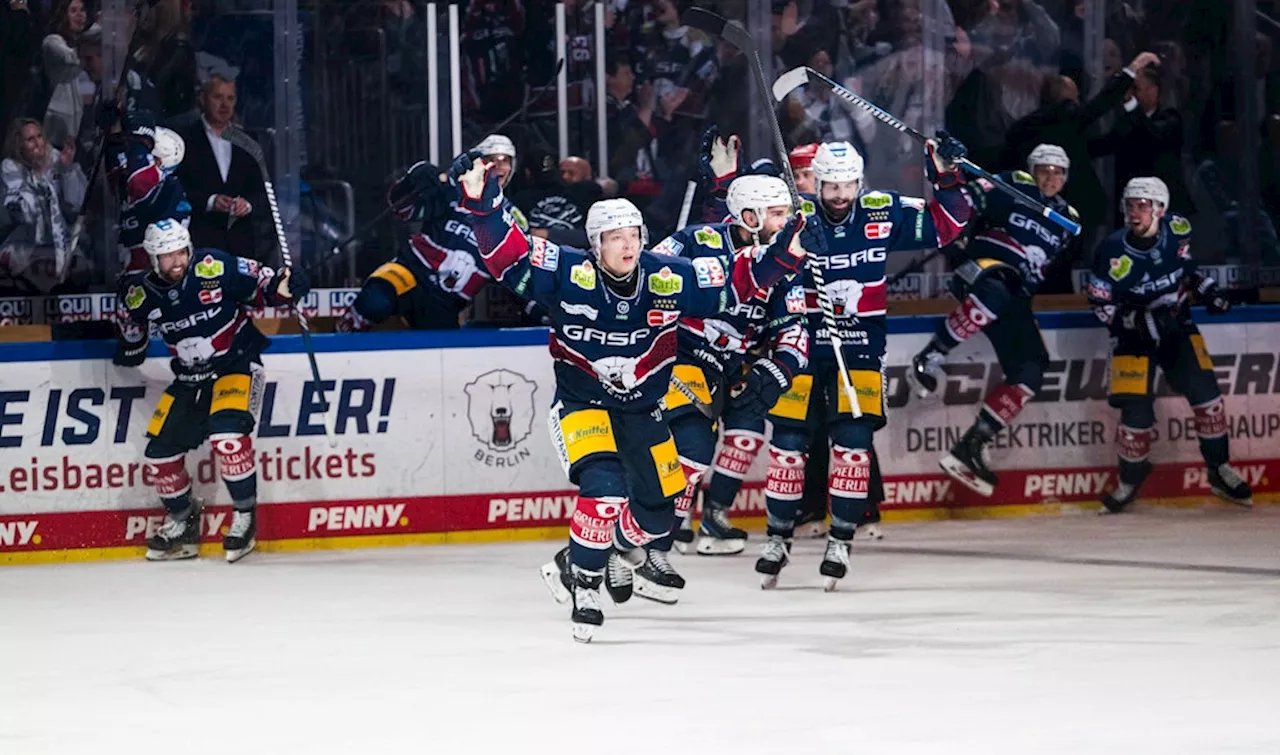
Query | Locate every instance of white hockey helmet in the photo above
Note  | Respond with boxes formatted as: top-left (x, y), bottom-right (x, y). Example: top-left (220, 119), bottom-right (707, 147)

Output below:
top-left (151, 127), bottom-right (185, 172)
top-left (726, 174), bottom-right (792, 235)
top-left (1121, 176), bottom-right (1169, 214)
top-left (586, 198), bottom-right (647, 254)
top-left (812, 141), bottom-right (865, 186)
top-left (475, 133), bottom-right (517, 172)
top-left (143, 218), bottom-right (192, 273)
top-left (1027, 143), bottom-right (1069, 175)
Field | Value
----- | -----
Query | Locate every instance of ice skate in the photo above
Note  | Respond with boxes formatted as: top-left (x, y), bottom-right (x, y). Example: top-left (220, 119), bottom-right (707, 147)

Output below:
top-left (540, 546), bottom-right (573, 604)
top-left (1209, 464), bottom-right (1253, 507)
top-left (672, 516), bottom-right (696, 554)
top-left (940, 429), bottom-right (998, 497)
top-left (908, 347), bottom-right (947, 398)
top-left (634, 548), bottom-right (685, 604)
top-left (604, 547), bottom-right (638, 604)
top-left (1099, 481), bottom-right (1140, 514)
top-left (145, 506), bottom-right (201, 561)
top-left (695, 505), bottom-right (747, 555)
top-left (819, 535), bottom-right (851, 592)
top-left (570, 566), bottom-right (604, 643)
top-left (223, 509), bottom-right (257, 563)
top-left (754, 534), bottom-right (792, 589)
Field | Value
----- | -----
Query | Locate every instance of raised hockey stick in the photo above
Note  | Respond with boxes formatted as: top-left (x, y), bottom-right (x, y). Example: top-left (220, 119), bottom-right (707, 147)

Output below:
top-left (224, 126), bottom-right (338, 448)
top-left (685, 7), bottom-right (862, 418)
top-left (772, 66), bottom-right (1083, 237)
top-left (676, 180), bottom-right (698, 230)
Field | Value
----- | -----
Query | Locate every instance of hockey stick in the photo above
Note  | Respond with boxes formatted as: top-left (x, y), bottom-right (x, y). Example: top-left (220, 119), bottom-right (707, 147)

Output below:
top-left (675, 180), bottom-right (698, 230)
top-left (685, 7), bottom-right (862, 418)
top-left (224, 126), bottom-right (338, 448)
top-left (669, 374), bottom-right (714, 419)
top-left (772, 66), bottom-right (1082, 237)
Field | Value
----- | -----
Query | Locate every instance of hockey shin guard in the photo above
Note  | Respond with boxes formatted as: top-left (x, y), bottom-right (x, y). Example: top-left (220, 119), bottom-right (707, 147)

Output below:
top-left (147, 454), bottom-right (193, 515)
top-left (569, 496), bottom-right (625, 571)
top-left (706, 430), bottom-right (764, 510)
top-left (211, 433), bottom-right (257, 510)
top-left (765, 445), bottom-right (807, 537)
top-left (975, 383), bottom-right (1036, 440)
top-left (1115, 423), bottom-right (1154, 485)
top-left (1192, 397), bottom-right (1230, 467)
top-left (828, 445), bottom-right (872, 538)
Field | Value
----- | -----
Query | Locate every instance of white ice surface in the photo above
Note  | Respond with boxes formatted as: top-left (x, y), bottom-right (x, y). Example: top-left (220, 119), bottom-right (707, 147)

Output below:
top-left (3, 509), bottom-right (1280, 755)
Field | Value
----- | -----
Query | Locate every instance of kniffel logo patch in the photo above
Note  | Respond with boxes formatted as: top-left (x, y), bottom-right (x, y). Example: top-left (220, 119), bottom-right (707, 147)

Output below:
top-left (864, 222), bottom-right (893, 240)
top-left (692, 257), bottom-right (725, 288)
top-left (464, 369), bottom-right (538, 455)
top-left (648, 266), bottom-right (684, 295)
top-left (195, 255), bottom-right (224, 279)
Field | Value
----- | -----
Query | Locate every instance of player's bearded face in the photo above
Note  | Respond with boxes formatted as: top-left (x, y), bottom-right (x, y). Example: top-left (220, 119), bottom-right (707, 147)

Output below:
top-left (487, 155), bottom-right (514, 187)
top-left (794, 167), bottom-right (815, 194)
top-left (1124, 198), bottom-right (1160, 237)
top-left (820, 180), bottom-right (857, 219)
top-left (157, 248), bottom-right (190, 281)
top-left (597, 227), bottom-right (642, 277)
top-left (1033, 165), bottom-right (1066, 197)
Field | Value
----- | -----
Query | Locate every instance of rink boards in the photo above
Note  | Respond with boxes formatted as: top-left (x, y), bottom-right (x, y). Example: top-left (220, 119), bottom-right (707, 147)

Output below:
top-left (1, 307), bottom-right (1278, 564)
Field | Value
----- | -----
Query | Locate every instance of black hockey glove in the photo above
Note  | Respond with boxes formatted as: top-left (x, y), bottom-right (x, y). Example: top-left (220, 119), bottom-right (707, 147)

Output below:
top-left (698, 125), bottom-right (740, 197)
top-left (112, 339), bottom-right (147, 368)
top-left (388, 161), bottom-right (455, 223)
top-left (799, 211), bottom-right (828, 258)
top-left (448, 150), bottom-right (504, 215)
top-left (732, 358), bottom-right (790, 416)
top-left (272, 266), bottom-right (310, 303)
top-left (926, 130), bottom-right (967, 189)
top-left (1198, 278), bottom-right (1232, 315)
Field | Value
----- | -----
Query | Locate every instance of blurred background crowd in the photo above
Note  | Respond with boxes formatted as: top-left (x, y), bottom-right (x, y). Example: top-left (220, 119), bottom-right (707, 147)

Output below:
top-left (2, 0), bottom-right (1278, 305)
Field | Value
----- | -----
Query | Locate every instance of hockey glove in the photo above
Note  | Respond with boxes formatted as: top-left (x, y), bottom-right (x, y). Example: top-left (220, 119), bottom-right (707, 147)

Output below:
top-left (698, 125), bottom-right (740, 196)
top-left (1198, 277), bottom-right (1232, 314)
top-left (925, 130), bottom-right (967, 189)
top-left (388, 161), bottom-right (455, 223)
top-left (731, 359), bottom-right (791, 416)
top-left (798, 211), bottom-right (828, 258)
top-left (273, 266), bottom-right (311, 302)
top-left (448, 150), bottom-right (504, 215)
top-left (767, 211), bottom-right (808, 272)
top-left (112, 338), bottom-right (148, 368)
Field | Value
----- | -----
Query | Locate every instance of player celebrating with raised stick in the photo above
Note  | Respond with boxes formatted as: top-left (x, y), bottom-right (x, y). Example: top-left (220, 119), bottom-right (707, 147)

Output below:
top-left (447, 149), bottom-right (812, 642)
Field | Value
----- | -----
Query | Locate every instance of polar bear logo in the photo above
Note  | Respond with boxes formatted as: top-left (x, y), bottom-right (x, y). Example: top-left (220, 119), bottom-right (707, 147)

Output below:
top-left (464, 369), bottom-right (538, 451)
top-left (592, 355), bottom-right (641, 396)
top-left (827, 278), bottom-right (865, 317)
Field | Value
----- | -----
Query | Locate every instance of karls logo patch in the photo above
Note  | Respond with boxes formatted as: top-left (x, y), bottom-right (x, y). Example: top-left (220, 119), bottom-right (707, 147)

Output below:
top-left (1109, 255), bottom-right (1133, 281)
top-left (195, 255), bottom-right (224, 279)
top-left (570, 261), bottom-right (596, 290)
top-left (464, 369), bottom-right (538, 467)
top-left (693, 227), bottom-right (723, 249)
top-left (647, 266), bottom-right (684, 295)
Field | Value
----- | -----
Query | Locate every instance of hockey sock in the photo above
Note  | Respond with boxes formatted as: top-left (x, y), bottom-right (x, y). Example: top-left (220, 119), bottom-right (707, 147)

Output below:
top-left (937, 291), bottom-right (1000, 351)
top-left (147, 454), bottom-right (192, 516)
top-left (613, 500), bottom-right (671, 552)
top-left (828, 445), bottom-right (871, 538)
top-left (974, 383), bottom-right (1036, 440)
top-left (211, 433), bottom-right (257, 509)
top-left (569, 495), bottom-right (625, 571)
top-left (1115, 424), bottom-right (1154, 485)
top-left (706, 430), bottom-right (764, 509)
top-left (1192, 397), bottom-right (1230, 467)
top-left (765, 445), bottom-right (807, 537)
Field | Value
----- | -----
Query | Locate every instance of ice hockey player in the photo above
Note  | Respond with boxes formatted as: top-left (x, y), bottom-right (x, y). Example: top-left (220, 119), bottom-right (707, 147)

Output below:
top-left (632, 174), bottom-right (809, 604)
top-left (789, 143), bottom-right (819, 195)
top-left (758, 134), bottom-right (972, 591)
top-left (113, 219), bottom-right (309, 562)
top-left (447, 150), bottom-right (811, 641)
top-left (115, 127), bottom-right (192, 273)
top-left (907, 143), bottom-right (1079, 496)
top-left (1085, 177), bottom-right (1252, 512)
top-left (337, 134), bottom-right (529, 332)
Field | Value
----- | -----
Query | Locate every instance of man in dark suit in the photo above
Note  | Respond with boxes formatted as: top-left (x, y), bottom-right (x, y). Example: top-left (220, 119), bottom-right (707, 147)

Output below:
top-left (177, 74), bottom-right (270, 261)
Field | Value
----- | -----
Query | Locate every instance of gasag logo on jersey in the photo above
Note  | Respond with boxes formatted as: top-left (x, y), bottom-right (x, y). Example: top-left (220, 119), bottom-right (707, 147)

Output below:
top-left (199, 288), bottom-right (223, 305)
top-left (570, 261), bottom-right (597, 290)
top-left (860, 192), bottom-right (892, 209)
top-left (561, 324), bottom-right (651, 345)
top-left (692, 257), bottom-right (725, 288)
top-left (560, 302), bottom-right (599, 321)
top-left (124, 285), bottom-right (146, 310)
top-left (158, 306), bottom-right (222, 334)
top-left (1009, 213), bottom-right (1059, 245)
top-left (864, 222), bottom-right (893, 240)
top-left (1109, 255), bottom-right (1133, 281)
top-left (529, 237), bottom-right (560, 271)
top-left (785, 286), bottom-right (807, 313)
top-left (693, 227), bottom-right (723, 249)
top-left (647, 309), bottom-right (679, 327)
top-left (195, 255), bottom-right (224, 279)
top-left (811, 248), bottom-right (887, 269)
top-left (648, 266), bottom-right (684, 295)
top-left (652, 237), bottom-right (684, 256)
top-left (464, 369), bottom-right (538, 467)
top-left (1130, 270), bottom-right (1182, 295)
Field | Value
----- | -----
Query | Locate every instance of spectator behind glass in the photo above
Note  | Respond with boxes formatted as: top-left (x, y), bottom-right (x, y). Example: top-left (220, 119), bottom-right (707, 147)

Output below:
top-left (604, 55), bottom-right (663, 198)
top-left (508, 149), bottom-right (600, 249)
top-left (460, 0), bottom-right (526, 122)
top-left (2, 0), bottom-right (39, 133)
top-left (133, 0), bottom-right (198, 125)
top-left (780, 47), bottom-right (874, 158)
top-left (1, 117), bottom-right (87, 293)
top-left (39, 0), bottom-right (89, 150)
top-left (176, 75), bottom-right (270, 260)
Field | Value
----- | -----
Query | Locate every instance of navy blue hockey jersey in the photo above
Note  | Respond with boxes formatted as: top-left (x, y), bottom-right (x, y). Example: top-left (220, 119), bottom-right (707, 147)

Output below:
top-left (120, 175), bottom-right (192, 272)
top-left (959, 171), bottom-right (1078, 293)
top-left (1086, 214), bottom-right (1206, 327)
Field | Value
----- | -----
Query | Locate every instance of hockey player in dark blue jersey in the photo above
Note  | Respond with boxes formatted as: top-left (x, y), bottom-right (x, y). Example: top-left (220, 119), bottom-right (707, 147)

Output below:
top-left (907, 144), bottom-right (1080, 496)
top-left (1086, 177), bottom-right (1252, 513)
top-left (116, 127), bottom-right (192, 273)
top-left (628, 174), bottom-right (808, 604)
top-left (447, 150), bottom-right (810, 641)
top-left (337, 135), bottom-right (530, 332)
top-left (114, 219), bottom-right (309, 562)
top-left (758, 135), bottom-right (973, 591)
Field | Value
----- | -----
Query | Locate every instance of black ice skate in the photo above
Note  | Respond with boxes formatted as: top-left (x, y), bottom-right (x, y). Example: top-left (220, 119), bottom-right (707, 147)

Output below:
top-left (696, 505), bottom-right (747, 555)
top-left (755, 534), bottom-right (792, 589)
top-left (819, 534), bottom-right (852, 592)
top-left (1100, 480), bottom-right (1141, 514)
top-left (908, 347), bottom-right (947, 398)
top-left (222, 508), bottom-right (257, 563)
top-left (634, 548), bottom-right (686, 604)
top-left (145, 506), bottom-right (201, 561)
top-left (540, 546), bottom-right (573, 604)
top-left (673, 516), bottom-right (696, 555)
top-left (605, 547), bottom-right (640, 604)
top-left (940, 429), bottom-right (998, 497)
top-left (1209, 464), bottom-right (1254, 507)
top-left (570, 566), bottom-right (604, 644)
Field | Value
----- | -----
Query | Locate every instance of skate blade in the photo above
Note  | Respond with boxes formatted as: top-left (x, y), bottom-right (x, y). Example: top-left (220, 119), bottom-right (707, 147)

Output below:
top-left (224, 539), bottom-right (257, 563)
top-left (571, 623), bottom-right (596, 644)
top-left (906, 370), bottom-right (934, 399)
top-left (939, 455), bottom-right (995, 497)
top-left (759, 573), bottom-right (780, 590)
top-left (695, 536), bottom-right (746, 556)
top-left (856, 524), bottom-right (884, 541)
top-left (823, 576), bottom-right (840, 592)
top-left (145, 544), bottom-right (199, 561)
top-left (673, 539), bottom-right (695, 555)
top-left (1211, 486), bottom-right (1254, 508)
top-left (634, 576), bottom-right (681, 605)
top-left (794, 521), bottom-right (829, 539)
top-left (540, 562), bottom-right (572, 605)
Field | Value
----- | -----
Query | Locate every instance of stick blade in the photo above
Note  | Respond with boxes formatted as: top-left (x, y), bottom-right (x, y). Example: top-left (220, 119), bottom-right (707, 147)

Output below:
top-left (684, 7), bottom-right (728, 37)
top-left (772, 67), bottom-right (810, 102)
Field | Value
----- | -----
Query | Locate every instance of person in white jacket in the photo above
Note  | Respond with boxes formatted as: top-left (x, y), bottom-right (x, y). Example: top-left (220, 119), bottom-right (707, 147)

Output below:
top-left (40, 0), bottom-right (91, 149)
top-left (1, 118), bottom-right (87, 291)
